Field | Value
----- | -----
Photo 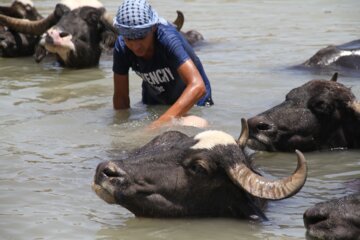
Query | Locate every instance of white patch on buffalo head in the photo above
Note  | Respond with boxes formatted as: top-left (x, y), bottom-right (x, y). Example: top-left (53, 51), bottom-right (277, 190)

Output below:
top-left (191, 130), bottom-right (237, 149)
top-left (60, 0), bottom-right (103, 10)
top-left (14, 0), bottom-right (34, 7)
top-left (350, 101), bottom-right (360, 116)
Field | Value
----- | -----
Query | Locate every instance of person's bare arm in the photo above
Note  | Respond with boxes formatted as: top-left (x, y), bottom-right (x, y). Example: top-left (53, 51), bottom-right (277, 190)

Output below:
top-left (150, 59), bottom-right (206, 128)
top-left (113, 73), bottom-right (130, 110)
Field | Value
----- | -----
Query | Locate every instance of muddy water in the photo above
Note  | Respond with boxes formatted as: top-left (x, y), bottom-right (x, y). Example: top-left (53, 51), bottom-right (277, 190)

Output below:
top-left (1, 0), bottom-right (359, 239)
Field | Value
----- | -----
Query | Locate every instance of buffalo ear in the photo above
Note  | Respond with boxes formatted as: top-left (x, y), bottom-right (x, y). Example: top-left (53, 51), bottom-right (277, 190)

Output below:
top-left (54, 4), bottom-right (70, 18)
top-left (330, 72), bottom-right (338, 82)
top-left (83, 9), bottom-right (101, 25)
top-left (100, 30), bottom-right (117, 50)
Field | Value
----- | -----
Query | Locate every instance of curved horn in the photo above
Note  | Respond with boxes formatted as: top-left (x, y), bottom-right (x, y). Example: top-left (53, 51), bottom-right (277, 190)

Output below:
top-left (227, 150), bottom-right (307, 200)
top-left (173, 10), bottom-right (184, 31)
top-left (237, 118), bottom-right (249, 148)
top-left (0, 12), bottom-right (58, 35)
top-left (0, 3), bottom-right (66, 35)
top-left (330, 72), bottom-right (338, 82)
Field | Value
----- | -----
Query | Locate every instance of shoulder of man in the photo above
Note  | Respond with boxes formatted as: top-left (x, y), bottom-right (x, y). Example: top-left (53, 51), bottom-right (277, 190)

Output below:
top-left (156, 23), bottom-right (183, 43)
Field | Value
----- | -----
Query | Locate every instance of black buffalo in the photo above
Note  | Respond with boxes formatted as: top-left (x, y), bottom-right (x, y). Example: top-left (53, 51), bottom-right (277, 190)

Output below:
top-left (297, 39), bottom-right (360, 77)
top-left (246, 73), bottom-right (360, 152)
top-left (304, 193), bottom-right (360, 240)
top-left (93, 125), bottom-right (307, 219)
top-left (0, 0), bottom-right (42, 57)
top-left (0, 0), bottom-right (118, 68)
top-left (0, 3), bottom-right (202, 68)
top-left (173, 10), bottom-right (204, 46)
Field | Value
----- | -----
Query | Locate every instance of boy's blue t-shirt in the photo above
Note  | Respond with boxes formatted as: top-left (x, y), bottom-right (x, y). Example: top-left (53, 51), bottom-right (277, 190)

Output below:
top-left (112, 23), bottom-right (213, 106)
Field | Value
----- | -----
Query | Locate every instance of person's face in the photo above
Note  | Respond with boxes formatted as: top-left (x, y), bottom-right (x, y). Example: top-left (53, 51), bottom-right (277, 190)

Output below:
top-left (124, 28), bottom-right (155, 58)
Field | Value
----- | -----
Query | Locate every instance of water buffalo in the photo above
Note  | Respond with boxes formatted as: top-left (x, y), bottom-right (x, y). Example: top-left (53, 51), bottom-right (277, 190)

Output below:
top-left (302, 39), bottom-right (360, 70)
top-left (296, 39), bottom-right (360, 77)
top-left (0, 0), bottom-right (118, 68)
top-left (0, 3), bottom-right (201, 68)
top-left (173, 10), bottom-right (204, 46)
top-left (0, 0), bottom-right (42, 57)
top-left (93, 123), bottom-right (307, 219)
top-left (246, 73), bottom-right (360, 152)
top-left (304, 193), bottom-right (360, 240)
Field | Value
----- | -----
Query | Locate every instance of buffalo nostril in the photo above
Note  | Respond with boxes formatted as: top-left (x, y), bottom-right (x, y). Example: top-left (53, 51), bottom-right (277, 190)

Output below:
top-left (45, 34), bottom-right (54, 44)
top-left (257, 122), bottom-right (272, 131)
top-left (103, 167), bottom-right (121, 178)
top-left (59, 32), bottom-right (70, 38)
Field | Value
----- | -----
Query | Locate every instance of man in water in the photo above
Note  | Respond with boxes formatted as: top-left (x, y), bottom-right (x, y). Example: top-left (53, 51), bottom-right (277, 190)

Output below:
top-left (112, 0), bottom-right (213, 128)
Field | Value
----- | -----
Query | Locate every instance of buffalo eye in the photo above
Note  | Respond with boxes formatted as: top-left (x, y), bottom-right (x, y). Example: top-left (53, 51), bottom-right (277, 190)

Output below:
top-left (188, 162), bottom-right (208, 175)
top-left (183, 157), bottom-right (215, 176)
top-left (309, 98), bottom-right (334, 116)
top-left (78, 35), bottom-right (88, 42)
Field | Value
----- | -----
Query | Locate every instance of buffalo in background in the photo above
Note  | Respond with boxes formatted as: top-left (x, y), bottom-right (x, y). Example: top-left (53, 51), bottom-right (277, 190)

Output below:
top-left (296, 39), bottom-right (360, 77)
top-left (0, 0), bottom-right (118, 68)
top-left (173, 10), bottom-right (204, 46)
top-left (0, 0), bottom-right (42, 57)
top-left (304, 193), bottom-right (360, 240)
top-left (93, 125), bottom-right (307, 219)
top-left (241, 73), bottom-right (360, 239)
top-left (0, 1), bottom-right (204, 68)
top-left (245, 73), bottom-right (360, 152)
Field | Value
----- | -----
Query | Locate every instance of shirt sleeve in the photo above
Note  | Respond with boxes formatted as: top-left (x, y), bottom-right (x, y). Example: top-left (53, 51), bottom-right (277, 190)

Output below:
top-left (158, 27), bottom-right (191, 69)
top-left (112, 37), bottom-right (131, 75)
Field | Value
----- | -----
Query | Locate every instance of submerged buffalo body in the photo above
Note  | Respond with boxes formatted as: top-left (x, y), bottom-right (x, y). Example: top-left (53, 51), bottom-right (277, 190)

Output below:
top-left (93, 128), bottom-right (307, 219)
top-left (0, 0), bottom-right (118, 68)
top-left (246, 73), bottom-right (360, 152)
top-left (304, 193), bottom-right (360, 240)
top-left (296, 39), bottom-right (360, 77)
top-left (302, 39), bottom-right (360, 71)
top-left (0, 0), bottom-right (42, 57)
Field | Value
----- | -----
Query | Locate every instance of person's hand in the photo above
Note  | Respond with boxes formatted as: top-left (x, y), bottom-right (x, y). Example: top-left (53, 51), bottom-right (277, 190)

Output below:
top-left (177, 115), bottom-right (208, 128)
top-left (146, 118), bottom-right (168, 131)
top-left (147, 115), bottom-right (209, 131)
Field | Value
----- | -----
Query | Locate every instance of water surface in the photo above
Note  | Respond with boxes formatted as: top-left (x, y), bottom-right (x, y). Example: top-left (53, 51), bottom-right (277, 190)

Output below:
top-left (1, 0), bottom-right (359, 239)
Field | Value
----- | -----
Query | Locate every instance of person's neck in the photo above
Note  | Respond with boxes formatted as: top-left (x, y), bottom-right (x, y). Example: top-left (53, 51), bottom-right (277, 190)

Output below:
top-left (142, 44), bottom-right (155, 60)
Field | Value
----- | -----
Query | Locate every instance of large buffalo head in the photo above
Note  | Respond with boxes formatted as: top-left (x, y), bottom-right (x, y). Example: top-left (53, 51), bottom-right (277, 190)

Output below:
top-left (93, 125), bottom-right (307, 219)
top-left (0, 0), bottom-right (118, 68)
top-left (0, 0), bottom-right (42, 57)
top-left (304, 193), bottom-right (360, 240)
top-left (246, 73), bottom-right (360, 152)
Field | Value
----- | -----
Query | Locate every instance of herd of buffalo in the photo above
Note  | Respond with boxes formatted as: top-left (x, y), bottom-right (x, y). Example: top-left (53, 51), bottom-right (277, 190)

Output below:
top-left (1, 0), bottom-right (359, 239)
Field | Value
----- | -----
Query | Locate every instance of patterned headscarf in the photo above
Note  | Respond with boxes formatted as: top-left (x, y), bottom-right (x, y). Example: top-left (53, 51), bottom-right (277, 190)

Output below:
top-left (113, 0), bottom-right (159, 39)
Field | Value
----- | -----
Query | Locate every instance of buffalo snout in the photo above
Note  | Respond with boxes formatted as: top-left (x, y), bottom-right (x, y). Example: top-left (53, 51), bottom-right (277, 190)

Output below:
top-left (45, 29), bottom-right (71, 45)
top-left (95, 161), bottom-right (127, 186)
top-left (246, 116), bottom-right (278, 151)
top-left (248, 116), bottom-right (277, 134)
top-left (93, 161), bottom-right (129, 204)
